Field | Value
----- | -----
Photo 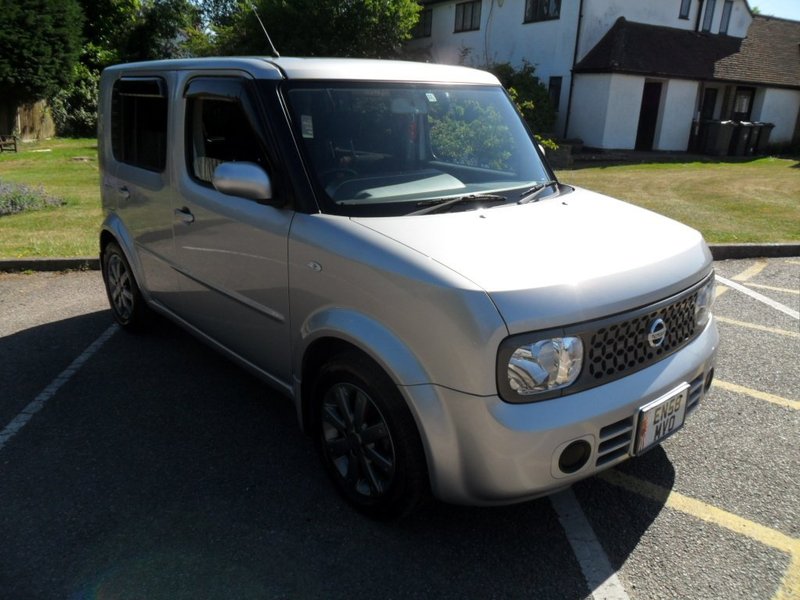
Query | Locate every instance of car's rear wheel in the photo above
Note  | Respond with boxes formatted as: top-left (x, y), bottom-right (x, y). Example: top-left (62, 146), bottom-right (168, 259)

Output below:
top-left (314, 352), bottom-right (429, 519)
top-left (102, 241), bottom-right (149, 331)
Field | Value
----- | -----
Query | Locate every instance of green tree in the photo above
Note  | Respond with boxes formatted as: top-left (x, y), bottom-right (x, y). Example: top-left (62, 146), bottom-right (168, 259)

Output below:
top-left (122, 0), bottom-right (204, 61)
top-left (0, 0), bottom-right (83, 107)
top-left (216, 0), bottom-right (420, 58)
top-left (487, 61), bottom-right (556, 136)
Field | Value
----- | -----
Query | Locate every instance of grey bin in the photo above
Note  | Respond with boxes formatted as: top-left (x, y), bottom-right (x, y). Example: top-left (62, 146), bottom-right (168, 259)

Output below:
top-left (701, 120), bottom-right (736, 156)
top-left (729, 122), bottom-right (756, 156)
top-left (752, 122), bottom-right (775, 155)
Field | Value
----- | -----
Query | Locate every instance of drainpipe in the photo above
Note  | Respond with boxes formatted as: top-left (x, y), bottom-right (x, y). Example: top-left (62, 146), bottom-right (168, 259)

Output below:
top-left (562, 0), bottom-right (584, 139)
top-left (695, 0), bottom-right (705, 31)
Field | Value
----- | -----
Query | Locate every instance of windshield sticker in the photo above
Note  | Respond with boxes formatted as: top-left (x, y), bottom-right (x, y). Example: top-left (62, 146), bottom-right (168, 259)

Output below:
top-left (426, 93), bottom-right (437, 103)
top-left (301, 115), bottom-right (314, 139)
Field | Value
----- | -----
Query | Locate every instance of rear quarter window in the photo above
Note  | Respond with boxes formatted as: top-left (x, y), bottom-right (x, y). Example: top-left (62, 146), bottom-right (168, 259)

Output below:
top-left (111, 77), bottom-right (168, 172)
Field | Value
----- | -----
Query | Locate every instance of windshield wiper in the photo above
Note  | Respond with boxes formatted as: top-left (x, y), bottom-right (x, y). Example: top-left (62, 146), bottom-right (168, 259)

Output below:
top-left (410, 194), bottom-right (507, 215)
top-left (517, 180), bottom-right (559, 205)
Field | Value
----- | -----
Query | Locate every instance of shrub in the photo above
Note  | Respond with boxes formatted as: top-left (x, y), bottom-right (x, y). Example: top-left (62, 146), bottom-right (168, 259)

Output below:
top-left (487, 61), bottom-right (556, 135)
top-left (0, 181), bottom-right (64, 216)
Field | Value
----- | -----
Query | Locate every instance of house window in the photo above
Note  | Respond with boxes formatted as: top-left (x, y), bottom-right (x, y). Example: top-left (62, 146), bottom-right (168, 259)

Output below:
top-left (679, 0), bottom-right (692, 19)
top-left (701, 0), bottom-right (715, 32)
top-left (454, 1), bottom-right (481, 33)
top-left (524, 0), bottom-right (561, 23)
top-left (732, 87), bottom-right (755, 121)
top-left (413, 8), bottom-right (433, 38)
top-left (111, 77), bottom-right (168, 172)
top-left (548, 76), bottom-right (563, 112)
top-left (719, 0), bottom-right (733, 34)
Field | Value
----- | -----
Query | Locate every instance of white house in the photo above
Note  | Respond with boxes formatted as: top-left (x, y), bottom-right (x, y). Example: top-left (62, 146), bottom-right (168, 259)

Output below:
top-left (406, 0), bottom-right (800, 152)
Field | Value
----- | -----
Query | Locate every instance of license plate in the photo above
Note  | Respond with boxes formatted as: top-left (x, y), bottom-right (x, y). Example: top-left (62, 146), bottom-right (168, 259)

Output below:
top-left (633, 383), bottom-right (689, 455)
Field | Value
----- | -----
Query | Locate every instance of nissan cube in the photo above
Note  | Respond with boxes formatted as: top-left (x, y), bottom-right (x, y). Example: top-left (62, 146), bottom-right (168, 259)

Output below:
top-left (98, 57), bottom-right (718, 518)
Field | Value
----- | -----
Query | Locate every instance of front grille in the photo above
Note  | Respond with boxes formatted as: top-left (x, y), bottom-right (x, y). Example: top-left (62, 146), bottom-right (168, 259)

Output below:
top-left (586, 292), bottom-right (697, 382)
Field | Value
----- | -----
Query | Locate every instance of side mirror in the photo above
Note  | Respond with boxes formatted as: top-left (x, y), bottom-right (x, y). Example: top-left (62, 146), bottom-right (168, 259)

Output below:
top-left (212, 162), bottom-right (274, 203)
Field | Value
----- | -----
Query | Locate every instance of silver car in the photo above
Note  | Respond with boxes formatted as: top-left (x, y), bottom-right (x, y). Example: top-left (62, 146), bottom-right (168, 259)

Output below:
top-left (98, 57), bottom-right (718, 518)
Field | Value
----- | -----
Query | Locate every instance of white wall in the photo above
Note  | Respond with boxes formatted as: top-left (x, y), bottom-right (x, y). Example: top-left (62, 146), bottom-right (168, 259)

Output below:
top-left (568, 73), bottom-right (643, 149)
top-left (757, 88), bottom-right (800, 145)
top-left (568, 74), bottom-right (611, 147)
top-left (655, 79), bottom-right (699, 151)
top-left (405, 0), bottom-right (581, 133)
top-left (603, 74), bottom-right (646, 149)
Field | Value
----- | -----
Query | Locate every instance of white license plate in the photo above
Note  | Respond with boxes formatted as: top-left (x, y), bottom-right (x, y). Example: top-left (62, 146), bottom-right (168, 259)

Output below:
top-left (633, 383), bottom-right (689, 455)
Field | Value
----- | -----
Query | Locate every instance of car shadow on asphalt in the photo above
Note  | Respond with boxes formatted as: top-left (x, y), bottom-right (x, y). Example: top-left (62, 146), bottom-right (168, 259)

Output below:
top-left (0, 312), bottom-right (675, 599)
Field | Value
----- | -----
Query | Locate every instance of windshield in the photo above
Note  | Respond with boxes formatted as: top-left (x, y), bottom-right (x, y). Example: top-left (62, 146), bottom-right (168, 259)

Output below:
top-left (285, 83), bottom-right (552, 216)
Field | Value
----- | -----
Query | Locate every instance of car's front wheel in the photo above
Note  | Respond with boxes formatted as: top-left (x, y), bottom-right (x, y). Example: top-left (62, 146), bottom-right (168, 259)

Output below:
top-left (314, 352), bottom-right (429, 519)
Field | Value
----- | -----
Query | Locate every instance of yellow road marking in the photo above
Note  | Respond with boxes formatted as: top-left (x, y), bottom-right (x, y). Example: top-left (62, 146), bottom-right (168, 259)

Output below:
top-left (713, 379), bottom-right (800, 410)
top-left (786, 260), bottom-right (800, 266)
top-left (599, 470), bottom-right (800, 600)
top-left (716, 285), bottom-right (730, 299)
top-left (744, 282), bottom-right (800, 295)
top-left (715, 316), bottom-right (800, 338)
top-left (732, 259), bottom-right (768, 282)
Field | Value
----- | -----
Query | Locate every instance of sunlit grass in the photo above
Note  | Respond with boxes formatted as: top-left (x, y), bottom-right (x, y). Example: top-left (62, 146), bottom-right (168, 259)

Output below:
top-left (0, 138), bottom-right (100, 257)
top-left (0, 139), bottom-right (797, 258)
top-left (556, 156), bottom-right (800, 243)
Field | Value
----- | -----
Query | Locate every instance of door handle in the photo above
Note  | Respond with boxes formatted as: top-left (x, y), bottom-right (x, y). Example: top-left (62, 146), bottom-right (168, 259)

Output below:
top-left (174, 206), bottom-right (195, 224)
top-left (118, 186), bottom-right (130, 200)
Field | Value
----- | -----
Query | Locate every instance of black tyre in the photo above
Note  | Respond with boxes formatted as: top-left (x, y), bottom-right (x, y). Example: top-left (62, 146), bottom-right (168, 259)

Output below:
top-left (101, 241), bottom-right (149, 331)
top-left (314, 352), bottom-right (429, 519)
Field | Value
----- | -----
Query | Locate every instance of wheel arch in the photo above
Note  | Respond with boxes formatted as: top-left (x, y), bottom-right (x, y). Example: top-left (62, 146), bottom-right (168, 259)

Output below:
top-left (295, 309), bottom-right (433, 436)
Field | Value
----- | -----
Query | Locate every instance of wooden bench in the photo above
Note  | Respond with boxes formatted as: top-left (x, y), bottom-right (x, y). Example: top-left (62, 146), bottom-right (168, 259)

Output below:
top-left (0, 134), bottom-right (18, 152)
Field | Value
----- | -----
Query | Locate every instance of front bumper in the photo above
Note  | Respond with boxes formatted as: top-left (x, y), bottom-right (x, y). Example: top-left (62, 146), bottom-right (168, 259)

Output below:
top-left (401, 318), bottom-right (719, 505)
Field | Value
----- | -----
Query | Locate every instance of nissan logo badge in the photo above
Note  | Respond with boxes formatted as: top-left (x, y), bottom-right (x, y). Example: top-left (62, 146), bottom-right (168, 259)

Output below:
top-left (647, 318), bottom-right (667, 348)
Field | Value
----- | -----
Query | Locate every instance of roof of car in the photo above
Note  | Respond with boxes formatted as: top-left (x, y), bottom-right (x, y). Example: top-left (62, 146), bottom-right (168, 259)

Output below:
top-left (103, 56), bottom-right (500, 85)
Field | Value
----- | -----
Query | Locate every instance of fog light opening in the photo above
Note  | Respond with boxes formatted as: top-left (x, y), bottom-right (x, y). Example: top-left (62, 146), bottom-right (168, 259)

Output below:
top-left (558, 440), bottom-right (591, 474)
top-left (705, 368), bottom-right (715, 392)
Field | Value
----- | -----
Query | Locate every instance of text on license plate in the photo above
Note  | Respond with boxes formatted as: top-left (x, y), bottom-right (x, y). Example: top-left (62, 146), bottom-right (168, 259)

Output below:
top-left (634, 383), bottom-right (689, 455)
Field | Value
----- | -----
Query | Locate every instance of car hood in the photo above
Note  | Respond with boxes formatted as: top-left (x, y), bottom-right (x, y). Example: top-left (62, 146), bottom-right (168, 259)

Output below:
top-left (353, 187), bottom-right (713, 333)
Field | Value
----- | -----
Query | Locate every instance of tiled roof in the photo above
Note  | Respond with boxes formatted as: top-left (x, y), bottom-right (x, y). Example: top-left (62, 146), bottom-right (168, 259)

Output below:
top-left (715, 15), bottom-right (800, 88)
top-left (575, 16), bottom-right (800, 89)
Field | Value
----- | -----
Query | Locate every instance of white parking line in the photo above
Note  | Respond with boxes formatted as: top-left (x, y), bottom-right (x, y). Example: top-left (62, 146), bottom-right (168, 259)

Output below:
top-left (551, 489), bottom-right (631, 600)
top-left (715, 275), bottom-right (799, 320)
top-left (0, 324), bottom-right (118, 452)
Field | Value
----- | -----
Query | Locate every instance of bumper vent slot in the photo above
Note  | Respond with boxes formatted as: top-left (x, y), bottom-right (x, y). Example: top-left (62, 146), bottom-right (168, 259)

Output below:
top-left (687, 373), bottom-right (705, 412)
top-left (596, 416), bottom-right (633, 467)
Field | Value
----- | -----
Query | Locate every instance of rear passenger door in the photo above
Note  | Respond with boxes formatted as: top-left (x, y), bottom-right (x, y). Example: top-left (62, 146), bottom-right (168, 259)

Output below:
top-left (171, 76), bottom-right (294, 387)
top-left (107, 75), bottom-right (179, 305)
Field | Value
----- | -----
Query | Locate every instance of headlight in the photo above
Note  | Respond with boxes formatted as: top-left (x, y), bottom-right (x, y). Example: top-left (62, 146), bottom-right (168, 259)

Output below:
top-left (505, 336), bottom-right (583, 397)
top-left (695, 276), bottom-right (717, 327)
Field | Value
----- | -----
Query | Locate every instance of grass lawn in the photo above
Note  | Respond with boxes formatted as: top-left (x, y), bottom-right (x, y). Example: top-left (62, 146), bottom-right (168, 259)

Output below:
top-left (0, 138), bottom-right (100, 257)
top-left (556, 156), bottom-right (800, 244)
top-left (0, 138), bottom-right (797, 258)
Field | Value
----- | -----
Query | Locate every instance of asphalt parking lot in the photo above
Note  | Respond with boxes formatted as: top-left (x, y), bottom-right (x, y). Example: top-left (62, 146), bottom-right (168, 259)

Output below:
top-left (0, 258), bottom-right (797, 600)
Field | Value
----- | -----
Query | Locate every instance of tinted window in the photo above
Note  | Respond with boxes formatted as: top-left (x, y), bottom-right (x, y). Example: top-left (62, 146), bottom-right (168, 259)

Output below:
top-left (111, 78), bottom-right (167, 172)
top-left (186, 96), bottom-right (266, 185)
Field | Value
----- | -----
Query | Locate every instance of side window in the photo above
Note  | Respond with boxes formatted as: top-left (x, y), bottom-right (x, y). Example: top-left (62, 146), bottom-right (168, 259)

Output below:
top-left (186, 96), bottom-right (267, 185)
top-left (111, 77), bottom-right (168, 172)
